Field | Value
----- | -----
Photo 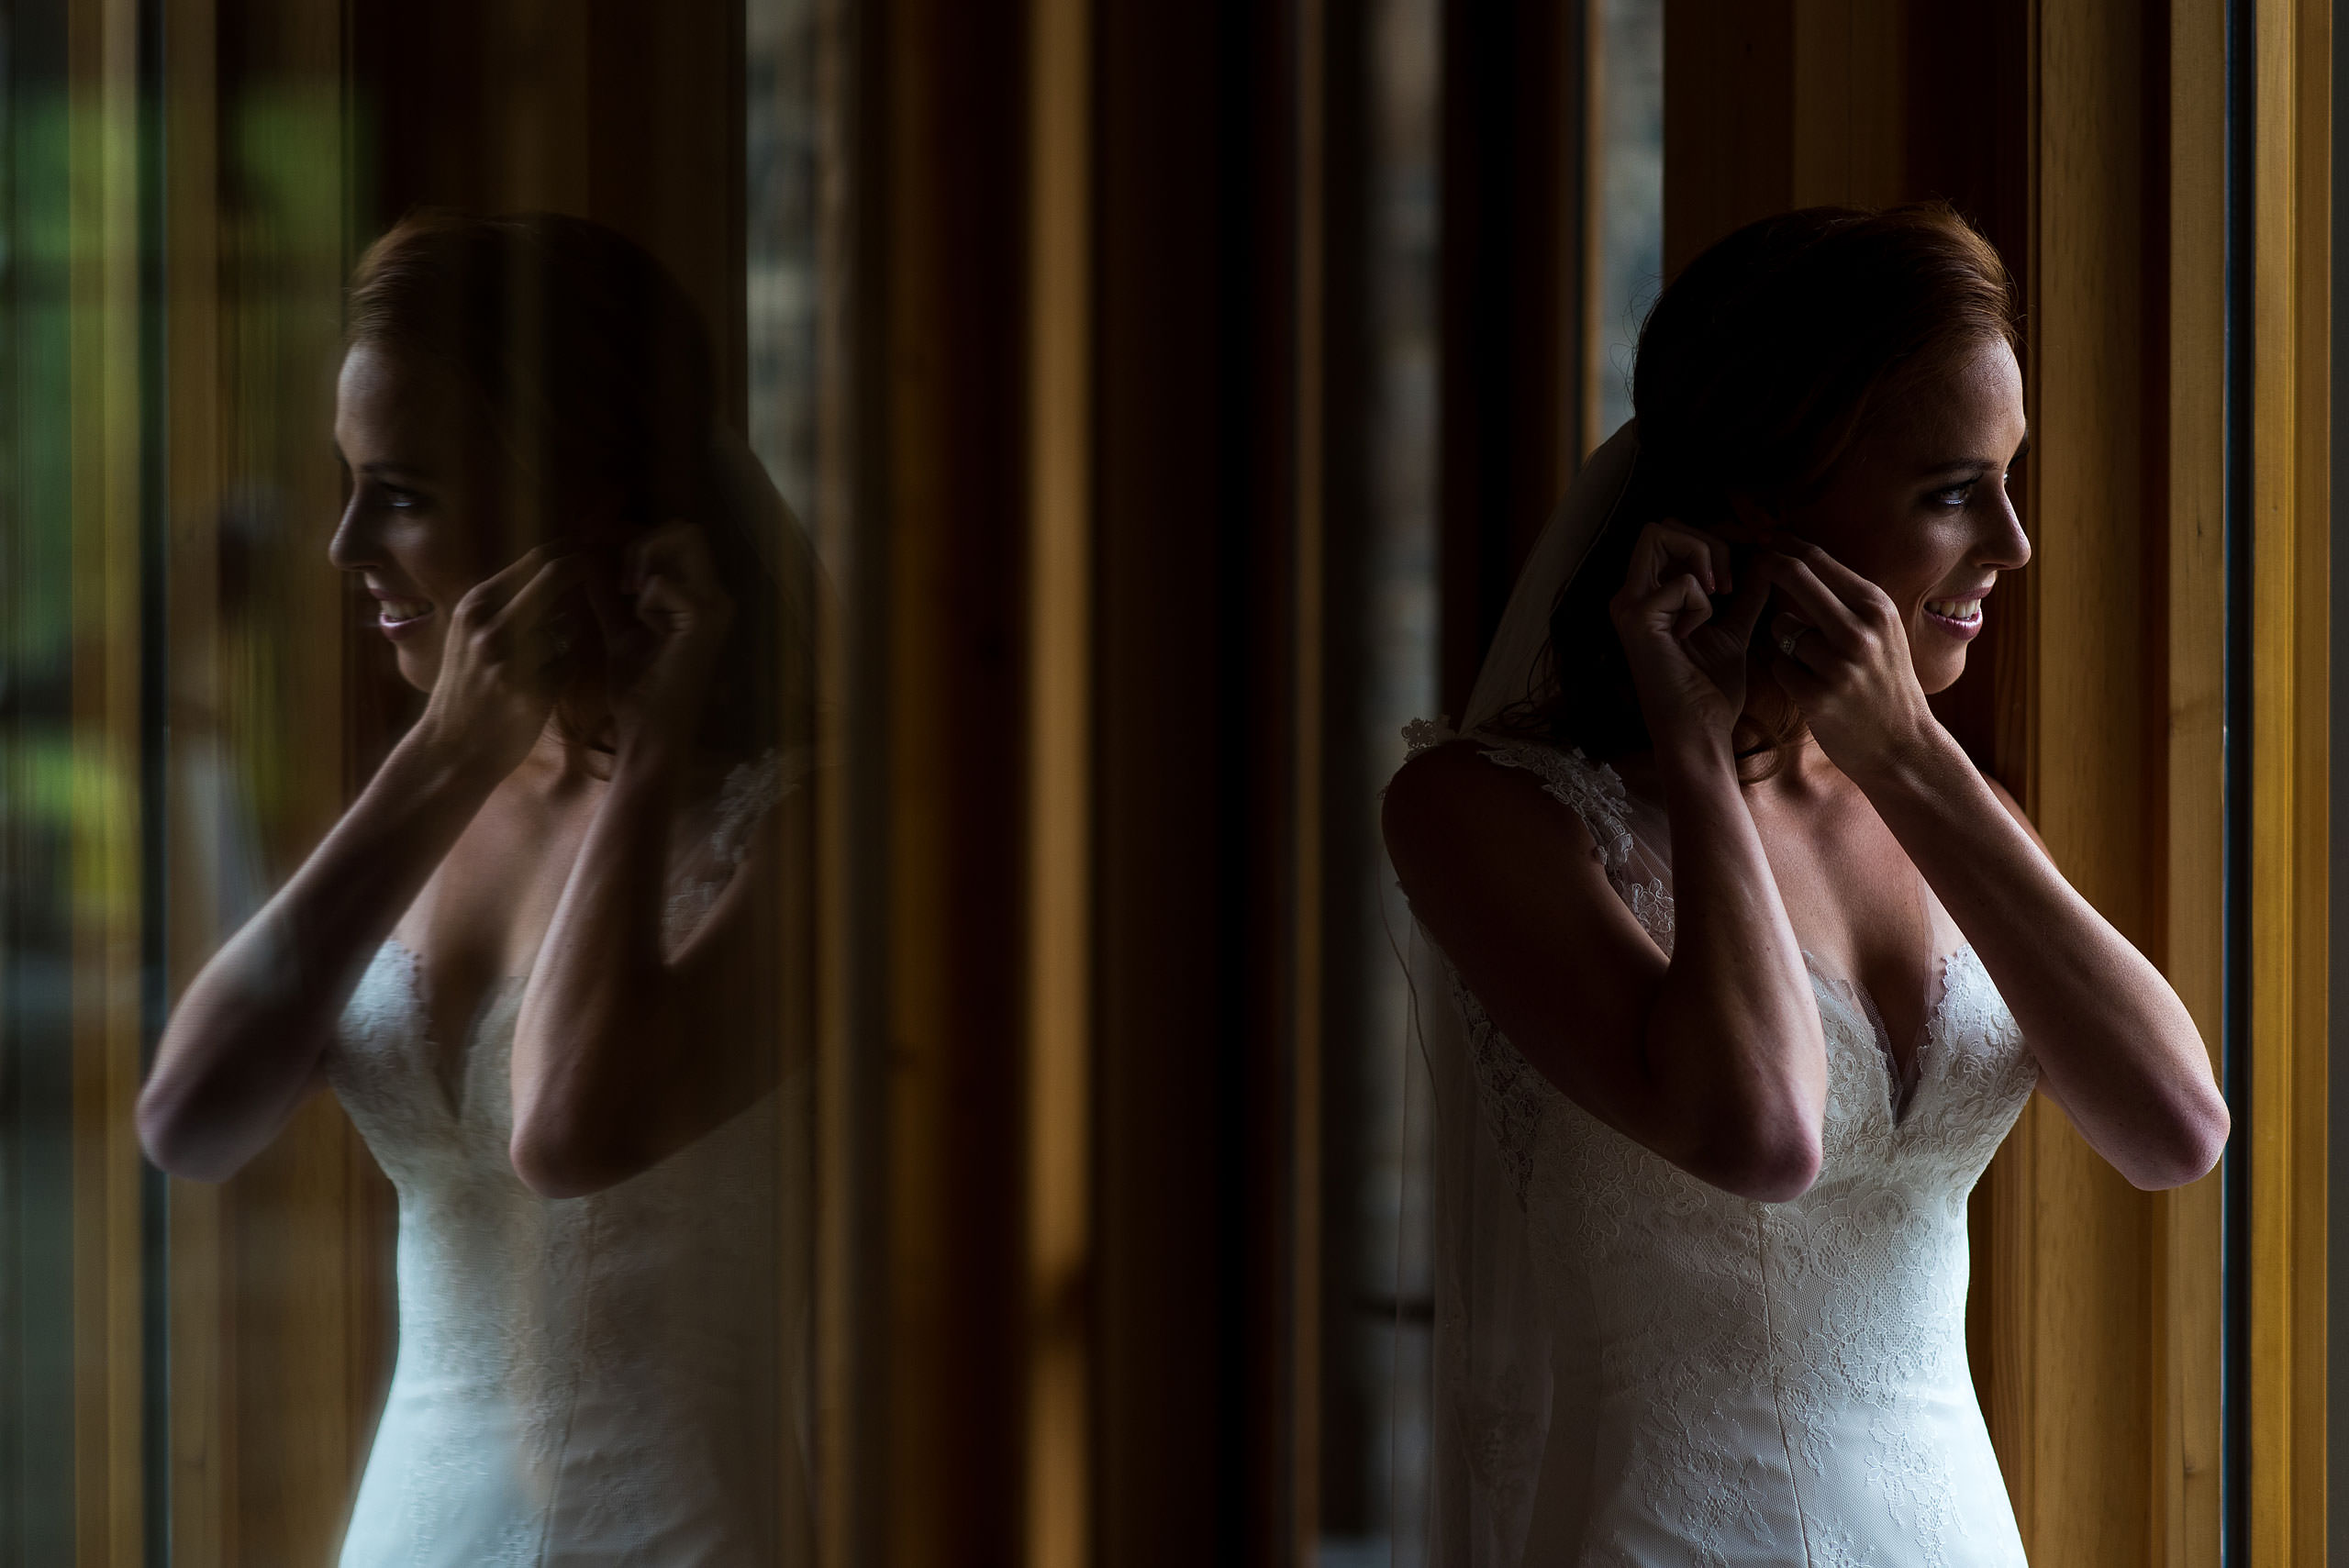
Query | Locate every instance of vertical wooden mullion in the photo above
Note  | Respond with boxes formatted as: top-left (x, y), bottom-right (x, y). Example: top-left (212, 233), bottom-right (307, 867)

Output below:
top-left (1240, 11), bottom-right (1304, 1560)
top-left (1308, 0), bottom-right (1385, 1549)
top-left (2282, 8), bottom-right (2331, 1560)
top-left (2244, 2), bottom-right (2297, 1547)
top-left (2159, 1), bottom-right (2227, 1562)
top-left (202, 4), bottom-right (384, 1557)
top-left (1089, 2), bottom-right (1305, 1557)
top-left (2024, 6), bottom-right (2163, 1563)
top-left (815, 0), bottom-right (881, 1558)
top-left (1026, 0), bottom-right (1091, 1558)
top-left (2244, 0), bottom-right (2331, 1558)
top-left (1435, 0), bottom-right (1569, 720)
top-left (878, 3), bottom-right (951, 1533)
top-left (160, 0), bottom-right (231, 1556)
top-left (66, 0), bottom-right (150, 1557)
top-left (875, 0), bottom-right (1033, 1559)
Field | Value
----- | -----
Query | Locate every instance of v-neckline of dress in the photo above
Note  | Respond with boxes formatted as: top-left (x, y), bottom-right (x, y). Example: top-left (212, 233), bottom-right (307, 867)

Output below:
top-left (380, 936), bottom-right (528, 1123)
top-left (1805, 944), bottom-right (1976, 1129)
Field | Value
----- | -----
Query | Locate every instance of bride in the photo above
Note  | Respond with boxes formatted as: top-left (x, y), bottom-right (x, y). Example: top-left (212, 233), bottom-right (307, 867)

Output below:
top-left (137, 212), bottom-right (810, 1564)
top-left (1384, 204), bottom-right (2226, 1564)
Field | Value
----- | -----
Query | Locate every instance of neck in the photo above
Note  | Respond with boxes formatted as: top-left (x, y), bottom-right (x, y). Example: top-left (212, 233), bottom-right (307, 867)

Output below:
top-left (511, 725), bottom-right (605, 789)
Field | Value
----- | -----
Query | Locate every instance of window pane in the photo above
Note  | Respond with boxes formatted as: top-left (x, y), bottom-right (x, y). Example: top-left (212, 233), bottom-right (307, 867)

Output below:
top-left (1590, 0), bottom-right (1662, 446)
top-left (0, 3), bottom-right (845, 1558)
top-left (1319, 1), bottom-right (1439, 1562)
top-left (0, 5), bottom-right (87, 1555)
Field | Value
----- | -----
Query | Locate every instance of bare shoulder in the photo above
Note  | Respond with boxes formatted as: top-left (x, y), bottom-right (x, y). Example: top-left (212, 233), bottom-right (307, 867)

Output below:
top-left (1381, 736), bottom-right (1670, 1140)
top-left (1382, 738), bottom-right (1599, 871)
top-left (1381, 737), bottom-right (1623, 951)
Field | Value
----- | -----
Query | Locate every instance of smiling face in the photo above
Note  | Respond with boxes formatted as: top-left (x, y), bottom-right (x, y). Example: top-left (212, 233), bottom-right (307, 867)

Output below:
top-left (1771, 338), bottom-right (2032, 695)
top-left (329, 343), bottom-right (510, 692)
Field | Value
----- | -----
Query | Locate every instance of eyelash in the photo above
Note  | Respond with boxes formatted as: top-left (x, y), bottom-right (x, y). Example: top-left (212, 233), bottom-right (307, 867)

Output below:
top-left (1932, 471), bottom-right (2011, 509)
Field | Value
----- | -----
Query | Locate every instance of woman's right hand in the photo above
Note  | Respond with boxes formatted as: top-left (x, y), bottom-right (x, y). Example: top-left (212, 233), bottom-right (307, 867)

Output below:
top-left (412, 545), bottom-right (583, 779)
top-left (1608, 518), bottom-right (1770, 755)
top-left (140, 548), bottom-right (583, 1181)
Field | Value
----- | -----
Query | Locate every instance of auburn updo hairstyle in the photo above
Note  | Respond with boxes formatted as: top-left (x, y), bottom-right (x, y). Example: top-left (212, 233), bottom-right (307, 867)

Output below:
top-left (346, 209), bottom-right (785, 765)
top-left (1508, 201), bottom-right (2020, 771)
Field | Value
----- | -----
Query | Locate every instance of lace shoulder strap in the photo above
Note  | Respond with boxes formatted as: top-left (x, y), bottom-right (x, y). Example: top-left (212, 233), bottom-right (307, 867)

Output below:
top-left (708, 746), bottom-right (813, 867)
top-left (662, 746), bottom-right (811, 951)
top-left (1401, 718), bottom-right (1674, 957)
top-left (1406, 719), bottom-right (1634, 875)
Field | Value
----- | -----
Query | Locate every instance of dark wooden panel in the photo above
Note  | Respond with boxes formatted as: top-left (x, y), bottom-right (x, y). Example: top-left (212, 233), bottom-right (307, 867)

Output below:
top-left (348, 0), bottom-right (748, 419)
top-left (1660, 0), bottom-right (1795, 280)
top-left (1901, 0), bottom-right (2038, 784)
top-left (1091, 0), bottom-right (1302, 1561)
top-left (869, 0), bottom-right (1035, 1559)
top-left (1313, 0), bottom-right (1379, 1539)
top-left (1436, 0), bottom-right (1580, 719)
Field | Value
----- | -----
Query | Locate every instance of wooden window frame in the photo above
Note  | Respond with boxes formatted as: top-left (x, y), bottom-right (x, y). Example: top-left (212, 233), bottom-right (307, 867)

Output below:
top-left (1663, 2), bottom-right (2329, 1562)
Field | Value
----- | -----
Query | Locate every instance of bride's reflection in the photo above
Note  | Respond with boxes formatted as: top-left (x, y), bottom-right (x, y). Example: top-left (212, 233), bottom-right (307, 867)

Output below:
top-left (139, 211), bottom-right (807, 1563)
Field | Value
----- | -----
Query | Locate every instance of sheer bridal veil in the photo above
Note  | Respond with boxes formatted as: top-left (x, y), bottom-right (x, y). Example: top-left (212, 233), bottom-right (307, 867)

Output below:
top-left (1403, 419), bottom-right (1642, 1568)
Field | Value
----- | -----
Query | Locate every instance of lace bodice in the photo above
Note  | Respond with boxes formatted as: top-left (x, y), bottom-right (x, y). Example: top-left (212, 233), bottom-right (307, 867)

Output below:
top-left (1405, 725), bottom-right (2037, 1567)
top-left (323, 751), bottom-right (802, 1567)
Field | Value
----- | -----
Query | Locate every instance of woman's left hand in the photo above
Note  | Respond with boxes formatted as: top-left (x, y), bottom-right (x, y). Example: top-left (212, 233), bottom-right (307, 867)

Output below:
top-left (596, 521), bottom-right (736, 753)
top-left (1755, 537), bottom-right (1938, 778)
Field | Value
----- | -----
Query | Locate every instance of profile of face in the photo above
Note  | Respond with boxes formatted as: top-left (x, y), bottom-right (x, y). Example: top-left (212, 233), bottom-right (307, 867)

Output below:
top-left (328, 342), bottom-right (513, 693)
top-left (1762, 339), bottom-right (2032, 696)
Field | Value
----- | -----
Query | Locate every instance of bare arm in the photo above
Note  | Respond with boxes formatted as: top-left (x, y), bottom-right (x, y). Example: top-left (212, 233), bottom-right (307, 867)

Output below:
top-left (1387, 732), bottom-right (1827, 1200)
top-left (507, 522), bottom-right (786, 1197)
top-left (139, 546), bottom-right (579, 1180)
top-left (507, 743), bottom-right (785, 1197)
top-left (1868, 740), bottom-right (2222, 1187)
top-left (1386, 518), bottom-right (1829, 1201)
top-left (1763, 538), bottom-right (2226, 1189)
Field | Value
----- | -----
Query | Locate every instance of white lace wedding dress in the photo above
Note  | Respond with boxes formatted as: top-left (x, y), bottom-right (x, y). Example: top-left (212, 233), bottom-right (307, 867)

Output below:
top-left (324, 752), bottom-right (801, 1567)
top-left (1425, 731), bottom-right (2036, 1567)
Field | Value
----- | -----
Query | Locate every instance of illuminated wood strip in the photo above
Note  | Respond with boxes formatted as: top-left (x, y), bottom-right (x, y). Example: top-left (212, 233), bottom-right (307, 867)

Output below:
top-left (2244, 0), bottom-right (2330, 1560)
top-left (2160, 5), bottom-right (2227, 1565)
top-left (160, 0), bottom-right (228, 1559)
top-left (2019, 2), bottom-right (2167, 1557)
top-left (2280, 12), bottom-right (2330, 1562)
top-left (1027, 0), bottom-right (1092, 1559)
top-left (67, 0), bottom-right (151, 1560)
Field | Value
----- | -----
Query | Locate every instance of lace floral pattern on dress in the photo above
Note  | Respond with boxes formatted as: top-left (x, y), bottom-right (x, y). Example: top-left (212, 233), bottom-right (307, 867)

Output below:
top-left (1419, 735), bottom-right (1682, 1207)
top-left (663, 747), bottom-right (801, 947)
top-left (1470, 736), bottom-right (1638, 873)
top-left (324, 747), bottom-right (803, 1568)
top-left (1404, 722), bottom-right (2038, 1566)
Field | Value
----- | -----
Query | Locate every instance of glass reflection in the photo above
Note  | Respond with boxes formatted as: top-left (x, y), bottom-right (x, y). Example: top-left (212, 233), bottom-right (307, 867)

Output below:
top-left (139, 213), bottom-right (815, 1562)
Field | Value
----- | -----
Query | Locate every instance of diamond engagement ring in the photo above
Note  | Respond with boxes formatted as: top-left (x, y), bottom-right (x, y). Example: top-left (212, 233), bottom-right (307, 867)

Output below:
top-left (1778, 626), bottom-right (1809, 657)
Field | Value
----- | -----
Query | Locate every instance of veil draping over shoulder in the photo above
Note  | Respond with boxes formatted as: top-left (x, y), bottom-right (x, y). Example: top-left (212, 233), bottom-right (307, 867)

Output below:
top-left (708, 428), bottom-right (822, 663)
top-left (707, 427), bottom-right (825, 785)
top-left (1402, 420), bottom-right (1642, 1568)
top-left (707, 423), bottom-right (826, 1529)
